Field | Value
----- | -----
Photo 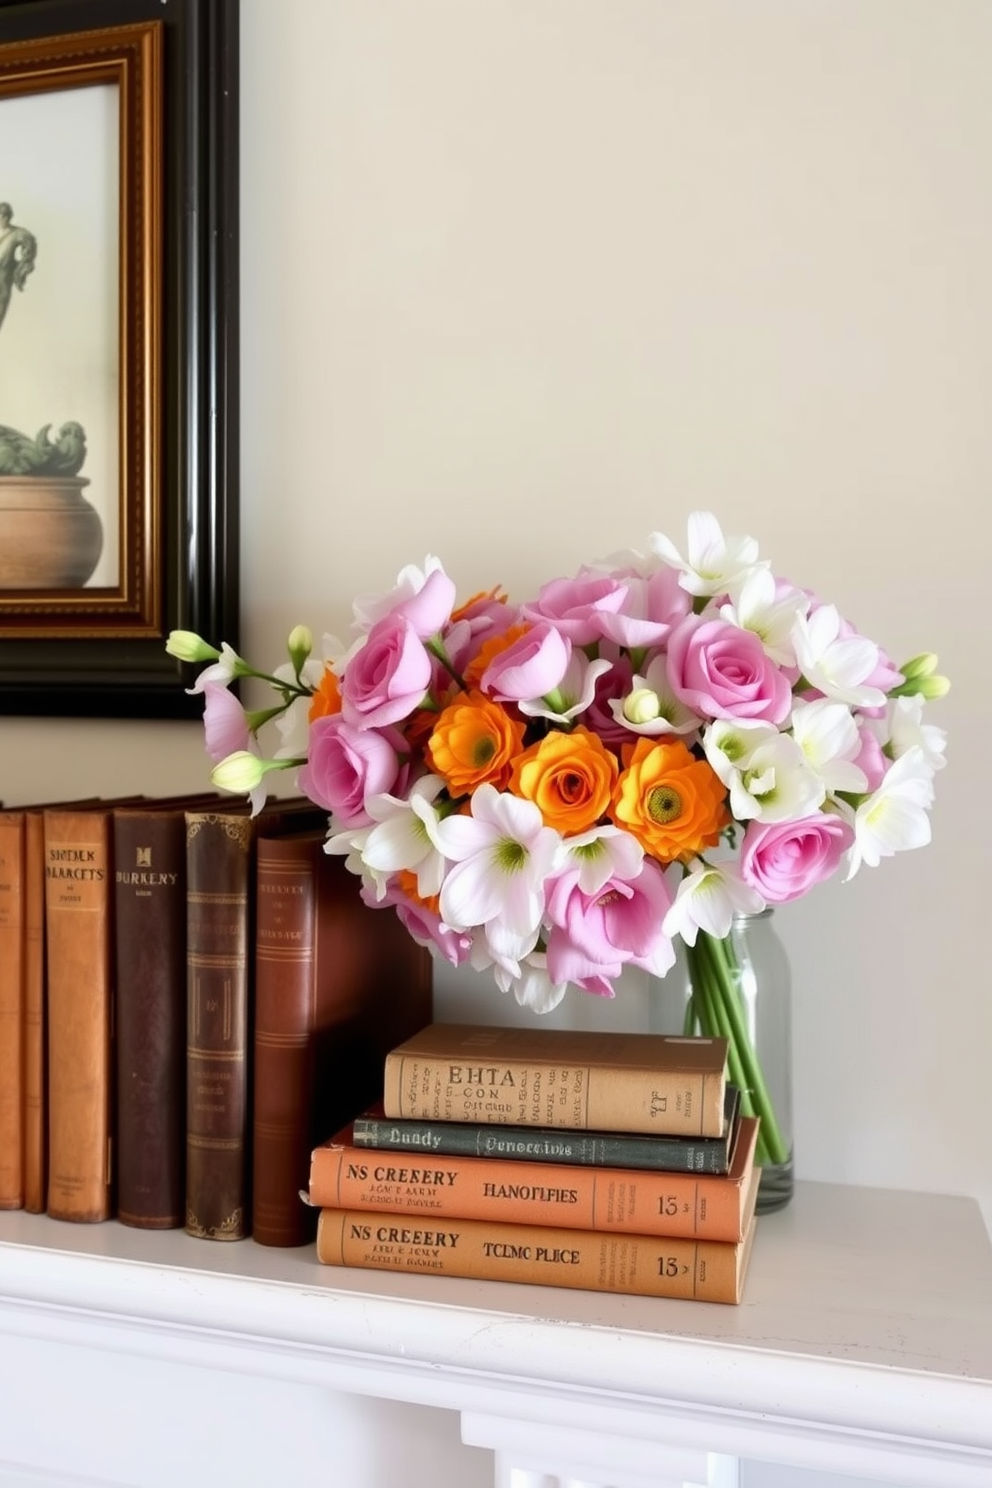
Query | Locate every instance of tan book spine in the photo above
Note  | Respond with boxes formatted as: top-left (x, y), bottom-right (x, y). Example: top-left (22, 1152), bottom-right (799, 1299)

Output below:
top-left (316, 1164), bottom-right (758, 1304)
top-left (22, 811), bottom-right (47, 1213)
top-left (383, 1024), bottom-right (727, 1138)
top-left (43, 808), bottom-right (114, 1223)
top-left (0, 812), bottom-right (25, 1209)
top-left (308, 1117), bottom-right (758, 1243)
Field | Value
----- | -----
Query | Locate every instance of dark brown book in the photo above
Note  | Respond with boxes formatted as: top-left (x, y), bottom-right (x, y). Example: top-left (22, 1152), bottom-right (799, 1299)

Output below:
top-left (43, 804), bottom-right (118, 1222)
top-left (0, 810), bottom-right (25, 1209)
top-left (184, 798), bottom-right (327, 1241)
top-left (113, 798), bottom-right (221, 1229)
top-left (252, 832), bottom-right (433, 1247)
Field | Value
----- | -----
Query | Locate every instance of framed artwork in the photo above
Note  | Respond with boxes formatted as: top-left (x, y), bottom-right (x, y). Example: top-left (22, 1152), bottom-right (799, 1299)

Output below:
top-left (0, 0), bottom-right (238, 718)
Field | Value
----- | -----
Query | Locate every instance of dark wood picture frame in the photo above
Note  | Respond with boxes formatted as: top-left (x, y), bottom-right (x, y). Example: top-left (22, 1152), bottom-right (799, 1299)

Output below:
top-left (0, 0), bottom-right (238, 718)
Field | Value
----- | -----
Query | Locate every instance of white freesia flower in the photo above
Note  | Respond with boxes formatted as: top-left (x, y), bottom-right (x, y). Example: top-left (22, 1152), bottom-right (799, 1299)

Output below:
top-left (844, 747), bottom-right (936, 879)
top-left (323, 821), bottom-right (381, 893)
top-left (518, 651), bottom-right (612, 724)
top-left (271, 654), bottom-right (327, 758)
top-left (183, 641), bottom-right (244, 695)
top-left (719, 566), bottom-right (809, 668)
top-left (878, 695), bottom-right (948, 773)
top-left (609, 655), bottom-right (700, 737)
top-left (723, 731), bottom-right (825, 822)
top-left (791, 605), bottom-right (886, 708)
top-left (663, 863), bottom-right (765, 946)
top-left (790, 697), bottom-right (869, 796)
top-left (494, 951), bottom-right (570, 1014)
top-left (650, 510), bottom-right (764, 598)
top-left (358, 775), bottom-right (449, 899)
top-left (558, 824), bottom-right (644, 896)
top-left (434, 785), bottom-right (565, 947)
top-left (702, 718), bottom-right (780, 787)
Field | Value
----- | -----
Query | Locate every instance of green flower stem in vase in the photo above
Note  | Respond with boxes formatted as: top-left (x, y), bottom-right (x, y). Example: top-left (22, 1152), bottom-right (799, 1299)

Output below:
top-left (671, 911), bottom-right (794, 1213)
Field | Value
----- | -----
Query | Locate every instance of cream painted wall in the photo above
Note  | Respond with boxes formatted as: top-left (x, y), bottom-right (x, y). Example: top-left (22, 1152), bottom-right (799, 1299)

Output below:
top-left (2, 0), bottom-right (989, 1250)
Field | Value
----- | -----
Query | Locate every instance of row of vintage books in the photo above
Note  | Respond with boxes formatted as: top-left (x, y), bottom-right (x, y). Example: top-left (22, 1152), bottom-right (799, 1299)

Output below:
top-left (0, 792), bottom-right (432, 1245)
top-left (305, 1022), bottom-right (760, 1305)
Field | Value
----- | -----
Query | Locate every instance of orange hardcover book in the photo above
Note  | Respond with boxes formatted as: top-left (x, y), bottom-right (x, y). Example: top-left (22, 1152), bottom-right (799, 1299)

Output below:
top-left (0, 810), bottom-right (25, 1209)
top-left (383, 1023), bottom-right (728, 1138)
top-left (308, 1116), bottom-right (758, 1243)
top-left (22, 810), bottom-right (47, 1213)
top-left (315, 1153), bottom-right (759, 1304)
top-left (43, 804), bottom-right (117, 1223)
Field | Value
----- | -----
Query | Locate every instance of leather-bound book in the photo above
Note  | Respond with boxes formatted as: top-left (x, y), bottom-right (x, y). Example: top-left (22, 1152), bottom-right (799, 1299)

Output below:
top-left (43, 804), bottom-right (118, 1222)
top-left (252, 832), bottom-right (433, 1247)
top-left (22, 810), bottom-right (46, 1213)
top-left (184, 798), bottom-right (326, 1241)
top-left (0, 810), bottom-right (25, 1209)
top-left (113, 803), bottom-right (194, 1229)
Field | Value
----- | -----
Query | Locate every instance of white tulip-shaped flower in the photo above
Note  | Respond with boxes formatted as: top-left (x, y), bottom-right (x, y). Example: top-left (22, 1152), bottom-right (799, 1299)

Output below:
top-left (790, 697), bottom-right (869, 796)
top-left (879, 695), bottom-right (948, 774)
top-left (357, 775), bottom-right (450, 899)
top-left (719, 729), bottom-right (825, 822)
top-left (791, 605), bottom-right (886, 708)
top-left (719, 566), bottom-right (809, 668)
top-left (702, 718), bottom-right (780, 787)
top-left (663, 863), bottom-right (765, 946)
top-left (434, 785), bottom-right (565, 955)
top-left (844, 747), bottom-right (936, 879)
top-left (650, 510), bottom-right (765, 598)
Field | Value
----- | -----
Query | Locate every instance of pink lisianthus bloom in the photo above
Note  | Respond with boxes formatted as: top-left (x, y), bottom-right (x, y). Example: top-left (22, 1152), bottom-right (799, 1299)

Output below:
top-left (480, 621), bottom-right (571, 703)
top-left (545, 860), bottom-right (677, 996)
top-left (740, 812), bottom-right (854, 903)
top-left (200, 681), bottom-right (251, 762)
top-left (522, 573), bottom-right (630, 645)
top-left (351, 556), bottom-right (456, 639)
top-left (667, 613), bottom-right (793, 724)
top-left (340, 614), bottom-right (433, 729)
top-left (360, 877), bottom-right (475, 967)
top-left (298, 714), bottom-right (402, 826)
top-left (596, 565), bottom-right (692, 650)
top-left (852, 721), bottom-right (889, 793)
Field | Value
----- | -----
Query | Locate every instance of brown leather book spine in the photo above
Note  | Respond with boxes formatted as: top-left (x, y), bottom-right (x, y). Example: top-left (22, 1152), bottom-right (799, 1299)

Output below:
top-left (114, 807), bottom-right (188, 1228)
top-left (185, 809), bottom-right (255, 1240)
top-left (0, 812), bottom-right (25, 1209)
top-left (22, 811), bottom-right (47, 1213)
top-left (252, 836), bottom-right (434, 1248)
top-left (43, 808), bottom-right (114, 1223)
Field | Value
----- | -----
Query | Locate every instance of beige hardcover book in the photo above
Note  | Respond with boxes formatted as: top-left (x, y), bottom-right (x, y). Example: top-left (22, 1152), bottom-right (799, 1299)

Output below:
top-left (383, 1023), bottom-right (728, 1138)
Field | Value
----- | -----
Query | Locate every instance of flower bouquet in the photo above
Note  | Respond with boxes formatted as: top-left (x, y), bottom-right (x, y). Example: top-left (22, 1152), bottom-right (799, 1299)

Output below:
top-left (169, 512), bottom-right (948, 1180)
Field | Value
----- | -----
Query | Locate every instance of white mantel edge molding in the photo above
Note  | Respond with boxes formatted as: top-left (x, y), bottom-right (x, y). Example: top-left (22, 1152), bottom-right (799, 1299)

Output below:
top-left (1, 1244), bottom-right (990, 1488)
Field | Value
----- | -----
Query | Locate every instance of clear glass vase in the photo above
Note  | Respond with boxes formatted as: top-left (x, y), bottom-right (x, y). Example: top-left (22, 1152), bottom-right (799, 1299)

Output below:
top-left (651, 909), bottom-right (794, 1213)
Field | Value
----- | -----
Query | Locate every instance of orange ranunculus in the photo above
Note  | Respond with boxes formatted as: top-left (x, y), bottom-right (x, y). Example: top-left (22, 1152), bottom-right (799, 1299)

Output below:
top-left (450, 585), bottom-right (509, 624)
top-left (509, 725), bottom-right (619, 836)
top-left (308, 664), bottom-right (342, 722)
top-left (463, 622), bottom-right (531, 688)
top-left (427, 690), bottom-right (526, 796)
top-left (610, 737), bottom-right (729, 863)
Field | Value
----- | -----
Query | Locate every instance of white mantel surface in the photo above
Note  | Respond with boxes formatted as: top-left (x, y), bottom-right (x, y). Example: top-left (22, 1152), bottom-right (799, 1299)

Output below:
top-left (0, 1180), bottom-right (990, 1488)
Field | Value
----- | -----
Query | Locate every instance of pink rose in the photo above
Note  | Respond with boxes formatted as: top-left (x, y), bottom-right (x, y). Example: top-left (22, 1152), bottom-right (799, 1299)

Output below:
top-left (341, 614), bottom-right (433, 728)
top-left (299, 714), bottom-right (401, 825)
top-left (481, 621), bottom-right (570, 702)
top-left (667, 614), bottom-right (792, 724)
top-left (522, 574), bottom-right (629, 645)
top-left (545, 860), bottom-right (676, 995)
top-left (391, 565), bottom-right (457, 638)
top-left (740, 813), bottom-right (854, 903)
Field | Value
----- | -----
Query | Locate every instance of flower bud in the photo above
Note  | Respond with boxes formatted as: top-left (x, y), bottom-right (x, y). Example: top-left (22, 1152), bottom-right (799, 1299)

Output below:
top-left (210, 750), bottom-right (268, 794)
top-left (166, 629), bottom-right (220, 663)
top-left (623, 687), bottom-right (661, 725)
top-left (287, 624), bottom-right (313, 673)
top-left (916, 673), bottom-right (951, 700)
top-left (898, 652), bottom-right (939, 681)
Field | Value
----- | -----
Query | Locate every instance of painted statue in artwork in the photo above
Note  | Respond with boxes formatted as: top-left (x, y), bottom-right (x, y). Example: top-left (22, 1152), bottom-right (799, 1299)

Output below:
top-left (0, 201), bottom-right (37, 335)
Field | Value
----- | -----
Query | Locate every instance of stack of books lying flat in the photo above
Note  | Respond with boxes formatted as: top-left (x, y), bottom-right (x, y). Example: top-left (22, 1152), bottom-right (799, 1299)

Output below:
top-left (307, 1022), bottom-right (760, 1305)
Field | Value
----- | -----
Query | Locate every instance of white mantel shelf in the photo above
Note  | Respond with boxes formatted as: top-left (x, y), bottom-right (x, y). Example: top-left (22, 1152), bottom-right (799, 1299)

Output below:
top-left (1, 1180), bottom-right (990, 1488)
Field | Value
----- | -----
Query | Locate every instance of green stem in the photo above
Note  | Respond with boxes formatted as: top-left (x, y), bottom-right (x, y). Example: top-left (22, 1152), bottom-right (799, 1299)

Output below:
top-left (685, 931), bottom-right (790, 1167)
